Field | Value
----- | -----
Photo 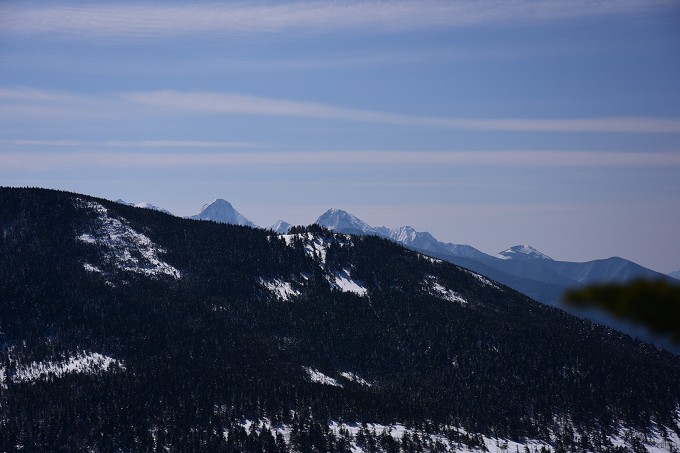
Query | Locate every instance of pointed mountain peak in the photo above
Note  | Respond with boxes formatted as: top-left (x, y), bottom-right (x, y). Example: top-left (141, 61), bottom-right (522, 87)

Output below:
top-left (390, 225), bottom-right (418, 243)
top-left (496, 245), bottom-right (553, 261)
top-left (201, 198), bottom-right (233, 211)
top-left (269, 220), bottom-right (292, 234)
top-left (190, 199), bottom-right (256, 227)
top-left (315, 209), bottom-right (375, 235)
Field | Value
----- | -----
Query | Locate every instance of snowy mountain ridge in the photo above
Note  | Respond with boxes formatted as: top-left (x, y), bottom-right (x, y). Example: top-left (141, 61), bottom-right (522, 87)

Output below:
top-left (496, 245), bottom-right (553, 261)
top-left (314, 209), bottom-right (490, 261)
top-left (115, 199), bottom-right (172, 215)
top-left (134, 202), bottom-right (172, 215)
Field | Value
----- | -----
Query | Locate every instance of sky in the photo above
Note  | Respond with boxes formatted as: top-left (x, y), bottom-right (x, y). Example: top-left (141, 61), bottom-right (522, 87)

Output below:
top-left (1, 1), bottom-right (679, 273)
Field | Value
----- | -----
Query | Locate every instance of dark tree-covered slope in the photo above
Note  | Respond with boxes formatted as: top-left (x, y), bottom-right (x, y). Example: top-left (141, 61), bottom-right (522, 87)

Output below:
top-left (0, 187), bottom-right (679, 452)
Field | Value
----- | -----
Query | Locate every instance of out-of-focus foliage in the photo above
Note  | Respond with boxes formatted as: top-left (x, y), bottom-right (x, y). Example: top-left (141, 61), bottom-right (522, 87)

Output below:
top-left (564, 279), bottom-right (680, 343)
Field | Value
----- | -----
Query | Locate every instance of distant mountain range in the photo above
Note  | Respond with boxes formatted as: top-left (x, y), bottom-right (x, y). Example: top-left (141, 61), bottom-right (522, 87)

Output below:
top-left (117, 197), bottom-right (678, 350)
top-left (309, 208), bottom-right (678, 352)
top-left (309, 208), bottom-right (669, 285)
top-left (118, 198), bottom-right (676, 292)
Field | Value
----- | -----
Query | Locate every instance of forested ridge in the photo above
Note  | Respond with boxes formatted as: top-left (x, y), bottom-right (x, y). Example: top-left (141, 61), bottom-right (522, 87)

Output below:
top-left (0, 187), bottom-right (679, 452)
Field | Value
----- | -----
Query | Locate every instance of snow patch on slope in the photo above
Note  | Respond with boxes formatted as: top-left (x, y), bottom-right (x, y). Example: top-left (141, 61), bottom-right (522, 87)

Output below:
top-left (303, 366), bottom-right (343, 388)
top-left (12, 352), bottom-right (125, 384)
top-left (280, 232), bottom-right (336, 264)
top-left (83, 262), bottom-right (103, 273)
top-left (426, 276), bottom-right (467, 304)
top-left (305, 236), bottom-right (330, 264)
top-left (331, 269), bottom-right (367, 296)
top-left (464, 269), bottom-right (500, 289)
top-left (75, 199), bottom-right (180, 279)
top-left (260, 278), bottom-right (300, 301)
top-left (279, 233), bottom-right (367, 296)
top-left (419, 253), bottom-right (443, 264)
top-left (231, 416), bottom-right (680, 453)
top-left (340, 371), bottom-right (372, 387)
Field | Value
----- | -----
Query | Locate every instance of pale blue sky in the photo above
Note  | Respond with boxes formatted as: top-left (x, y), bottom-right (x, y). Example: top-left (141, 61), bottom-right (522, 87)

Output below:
top-left (1, 1), bottom-right (679, 272)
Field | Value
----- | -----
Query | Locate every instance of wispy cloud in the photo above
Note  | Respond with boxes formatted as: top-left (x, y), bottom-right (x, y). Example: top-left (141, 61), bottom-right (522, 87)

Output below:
top-left (0, 87), bottom-right (86, 103)
top-left (0, 139), bottom-right (260, 149)
top-left (2, 1), bottom-right (674, 39)
top-left (3, 87), bottom-right (680, 133)
top-left (2, 150), bottom-right (679, 171)
top-left (122, 90), bottom-right (680, 133)
top-left (101, 140), bottom-right (259, 148)
top-left (0, 139), bottom-right (81, 147)
top-left (0, 87), bottom-right (125, 120)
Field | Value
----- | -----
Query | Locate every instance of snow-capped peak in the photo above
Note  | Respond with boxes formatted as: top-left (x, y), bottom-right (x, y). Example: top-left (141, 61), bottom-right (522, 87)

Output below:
top-left (115, 199), bottom-right (171, 215)
top-left (315, 209), bottom-right (375, 235)
top-left (314, 209), bottom-right (490, 260)
top-left (134, 202), bottom-right (172, 215)
top-left (495, 245), bottom-right (553, 261)
top-left (389, 226), bottom-right (419, 243)
top-left (190, 199), bottom-right (256, 227)
top-left (269, 220), bottom-right (292, 234)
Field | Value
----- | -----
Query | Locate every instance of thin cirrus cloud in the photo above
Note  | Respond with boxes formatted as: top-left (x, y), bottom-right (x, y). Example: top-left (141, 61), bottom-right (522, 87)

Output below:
top-left (123, 90), bottom-right (680, 134)
top-left (101, 140), bottom-right (260, 148)
top-left (1, 1), bottom-right (674, 39)
top-left (1, 150), bottom-right (679, 171)
top-left (0, 139), bottom-right (260, 149)
top-left (3, 87), bottom-right (680, 134)
top-left (0, 87), bottom-right (124, 120)
top-left (0, 139), bottom-right (81, 147)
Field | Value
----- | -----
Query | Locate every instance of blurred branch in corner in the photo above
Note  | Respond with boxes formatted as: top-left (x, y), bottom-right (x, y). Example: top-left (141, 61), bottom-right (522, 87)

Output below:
top-left (564, 279), bottom-right (680, 344)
